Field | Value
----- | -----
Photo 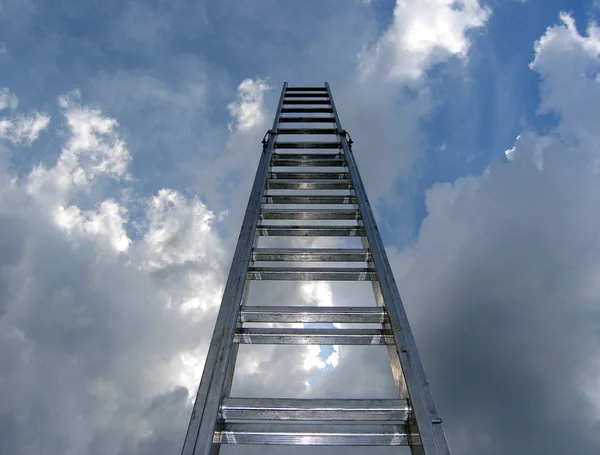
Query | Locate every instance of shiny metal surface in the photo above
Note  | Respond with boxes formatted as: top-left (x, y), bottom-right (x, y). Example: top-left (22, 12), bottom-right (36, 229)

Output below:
top-left (183, 83), bottom-right (450, 455)
top-left (234, 327), bottom-right (393, 345)
top-left (283, 99), bottom-right (331, 105)
top-left (252, 248), bottom-right (369, 262)
top-left (239, 306), bottom-right (386, 323)
top-left (277, 128), bottom-right (338, 134)
top-left (262, 195), bottom-right (357, 204)
top-left (278, 116), bottom-right (336, 123)
top-left (272, 152), bottom-right (342, 159)
top-left (220, 398), bottom-right (410, 421)
top-left (281, 107), bottom-right (334, 113)
top-left (274, 141), bottom-right (341, 149)
top-left (247, 266), bottom-right (377, 281)
top-left (270, 159), bottom-right (345, 167)
top-left (213, 423), bottom-right (413, 446)
top-left (284, 92), bottom-right (330, 97)
top-left (286, 86), bottom-right (328, 91)
top-left (267, 172), bottom-right (349, 180)
top-left (256, 225), bottom-right (366, 236)
top-left (266, 180), bottom-right (351, 190)
top-left (259, 209), bottom-right (359, 220)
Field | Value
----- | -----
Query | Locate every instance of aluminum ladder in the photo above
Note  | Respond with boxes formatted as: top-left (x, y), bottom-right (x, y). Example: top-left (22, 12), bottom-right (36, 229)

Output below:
top-left (181, 83), bottom-right (451, 454)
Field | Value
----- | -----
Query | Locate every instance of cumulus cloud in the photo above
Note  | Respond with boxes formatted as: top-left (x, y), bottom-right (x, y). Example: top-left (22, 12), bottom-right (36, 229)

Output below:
top-left (0, 87), bottom-right (19, 111)
top-left (385, 13), bottom-right (600, 454)
top-left (27, 91), bottom-right (130, 201)
top-left (359, 0), bottom-right (491, 81)
top-left (0, 88), bottom-right (50, 145)
top-left (330, 0), bottom-right (491, 204)
top-left (227, 78), bottom-right (272, 132)
top-left (0, 89), bottom-right (226, 455)
top-left (6, 3), bottom-right (600, 455)
top-left (530, 12), bottom-right (600, 155)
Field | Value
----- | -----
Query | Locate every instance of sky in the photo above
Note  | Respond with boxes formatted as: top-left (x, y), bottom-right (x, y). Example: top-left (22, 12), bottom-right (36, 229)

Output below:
top-left (2, 0), bottom-right (600, 454)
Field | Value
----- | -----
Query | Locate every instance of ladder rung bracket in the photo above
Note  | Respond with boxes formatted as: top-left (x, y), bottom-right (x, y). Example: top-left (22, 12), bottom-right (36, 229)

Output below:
top-left (286, 87), bottom-right (328, 92)
top-left (260, 209), bottom-right (360, 221)
top-left (234, 327), bottom-right (392, 345)
top-left (220, 398), bottom-right (410, 421)
top-left (276, 128), bottom-right (338, 134)
top-left (283, 99), bottom-right (331, 105)
top-left (214, 422), bottom-right (412, 446)
top-left (268, 172), bottom-right (349, 180)
top-left (281, 107), bottom-right (333, 113)
top-left (284, 92), bottom-right (330, 98)
top-left (278, 117), bottom-right (335, 123)
top-left (274, 142), bottom-right (341, 149)
top-left (270, 159), bottom-right (345, 167)
top-left (266, 180), bottom-right (351, 190)
top-left (252, 248), bottom-right (369, 262)
top-left (247, 267), bottom-right (377, 281)
top-left (239, 306), bottom-right (386, 324)
top-left (256, 225), bottom-right (366, 236)
top-left (262, 195), bottom-right (357, 204)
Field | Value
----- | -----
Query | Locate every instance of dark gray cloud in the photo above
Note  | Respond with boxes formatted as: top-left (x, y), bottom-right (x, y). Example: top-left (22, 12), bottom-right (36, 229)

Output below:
top-left (384, 16), bottom-right (600, 453)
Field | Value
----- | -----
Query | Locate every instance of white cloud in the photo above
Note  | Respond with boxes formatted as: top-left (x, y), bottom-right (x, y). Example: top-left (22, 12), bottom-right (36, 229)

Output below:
top-left (359, 0), bottom-right (491, 81)
top-left (0, 111), bottom-right (51, 145)
top-left (54, 200), bottom-right (131, 252)
top-left (530, 13), bottom-right (600, 156)
top-left (0, 87), bottom-right (18, 110)
top-left (0, 88), bottom-right (49, 145)
top-left (0, 88), bottom-right (227, 454)
top-left (383, 13), bottom-right (600, 454)
top-left (27, 91), bottom-right (130, 200)
top-left (141, 189), bottom-right (221, 270)
top-left (227, 78), bottom-right (272, 132)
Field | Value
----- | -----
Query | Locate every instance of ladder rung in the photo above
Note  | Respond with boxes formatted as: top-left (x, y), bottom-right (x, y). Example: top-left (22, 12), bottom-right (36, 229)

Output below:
top-left (268, 172), bottom-right (348, 180)
top-left (277, 128), bottom-right (338, 134)
top-left (220, 398), bottom-right (410, 421)
top-left (272, 152), bottom-right (342, 159)
top-left (234, 327), bottom-right (392, 345)
top-left (274, 142), bottom-right (341, 149)
top-left (283, 99), bottom-right (331, 105)
top-left (260, 209), bottom-right (359, 220)
top-left (284, 92), bottom-right (330, 98)
top-left (214, 422), bottom-right (411, 446)
top-left (281, 107), bottom-right (333, 113)
top-left (256, 225), bottom-right (366, 236)
top-left (279, 117), bottom-right (335, 123)
top-left (270, 159), bottom-right (345, 167)
top-left (247, 267), bottom-right (377, 281)
top-left (239, 306), bottom-right (386, 323)
top-left (286, 87), bottom-right (328, 92)
top-left (262, 195), bottom-right (357, 204)
top-left (267, 180), bottom-right (351, 190)
top-left (252, 248), bottom-right (368, 262)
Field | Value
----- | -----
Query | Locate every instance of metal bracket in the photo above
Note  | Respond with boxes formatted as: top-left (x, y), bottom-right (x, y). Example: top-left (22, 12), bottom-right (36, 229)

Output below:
top-left (338, 129), bottom-right (353, 146)
top-left (262, 129), bottom-right (277, 148)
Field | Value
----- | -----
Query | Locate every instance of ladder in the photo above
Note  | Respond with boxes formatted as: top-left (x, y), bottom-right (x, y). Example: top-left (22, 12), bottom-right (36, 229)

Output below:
top-left (181, 83), bottom-right (451, 454)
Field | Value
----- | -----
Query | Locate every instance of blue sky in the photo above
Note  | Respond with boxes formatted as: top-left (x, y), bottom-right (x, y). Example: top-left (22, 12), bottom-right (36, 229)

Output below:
top-left (2, 1), bottom-right (600, 454)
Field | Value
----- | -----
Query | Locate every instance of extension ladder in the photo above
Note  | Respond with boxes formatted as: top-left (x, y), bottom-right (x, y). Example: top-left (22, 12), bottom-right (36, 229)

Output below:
top-left (181, 83), bottom-right (451, 454)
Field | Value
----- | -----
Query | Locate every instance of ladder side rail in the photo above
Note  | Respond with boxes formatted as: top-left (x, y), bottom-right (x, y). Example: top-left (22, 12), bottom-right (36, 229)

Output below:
top-left (181, 82), bottom-right (288, 455)
top-left (325, 82), bottom-right (451, 455)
